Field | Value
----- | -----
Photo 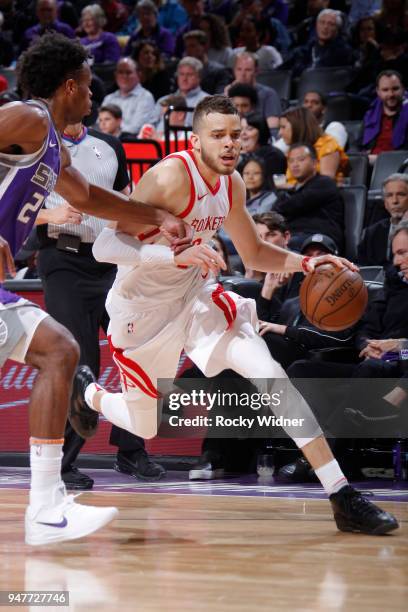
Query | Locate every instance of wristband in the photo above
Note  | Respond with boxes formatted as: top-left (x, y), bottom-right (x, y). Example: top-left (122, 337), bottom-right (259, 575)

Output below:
top-left (301, 256), bottom-right (311, 273)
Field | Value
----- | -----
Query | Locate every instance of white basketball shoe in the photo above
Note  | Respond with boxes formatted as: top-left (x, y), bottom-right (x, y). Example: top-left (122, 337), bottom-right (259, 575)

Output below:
top-left (25, 483), bottom-right (118, 546)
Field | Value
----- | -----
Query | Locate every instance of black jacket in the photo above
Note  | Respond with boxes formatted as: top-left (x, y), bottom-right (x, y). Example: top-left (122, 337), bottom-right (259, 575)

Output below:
top-left (273, 174), bottom-right (344, 252)
top-left (357, 218), bottom-right (390, 266)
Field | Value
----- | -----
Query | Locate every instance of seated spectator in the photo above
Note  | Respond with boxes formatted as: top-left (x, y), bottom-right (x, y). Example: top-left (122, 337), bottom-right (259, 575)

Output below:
top-left (226, 52), bottom-right (282, 128)
top-left (124, 0), bottom-right (174, 58)
top-left (211, 232), bottom-right (236, 278)
top-left (155, 56), bottom-right (209, 129)
top-left (131, 40), bottom-right (172, 101)
top-left (376, 29), bottom-right (408, 89)
top-left (241, 156), bottom-right (277, 214)
top-left (175, 0), bottom-right (205, 57)
top-left (158, 0), bottom-right (188, 35)
top-left (80, 4), bottom-right (121, 65)
top-left (273, 143), bottom-right (344, 252)
top-left (358, 173), bottom-right (408, 266)
top-left (244, 210), bottom-right (291, 281)
top-left (100, 0), bottom-right (129, 33)
top-left (199, 12), bottom-right (234, 66)
top-left (240, 112), bottom-right (287, 176)
top-left (139, 94), bottom-right (189, 143)
top-left (279, 106), bottom-right (349, 184)
top-left (102, 57), bottom-right (156, 136)
top-left (259, 234), bottom-right (354, 370)
top-left (231, 16), bottom-right (283, 72)
top-left (228, 82), bottom-right (258, 116)
top-left (20, 0), bottom-right (75, 52)
top-left (285, 8), bottom-right (353, 76)
top-left (290, 0), bottom-right (328, 46)
top-left (261, 0), bottom-right (289, 26)
top-left (362, 70), bottom-right (408, 164)
top-left (98, 103), bottom-right (123, 138)
top-left (275, 90), bottom-right (348, 152)
top-left (183, 30), bottom-right (232, 95)
top-left (373, 0), bottom-right (408, 38)
top-left (0, 11), bottom-right (14, 66)
top-left (349, 16), bottom-right (381, 93)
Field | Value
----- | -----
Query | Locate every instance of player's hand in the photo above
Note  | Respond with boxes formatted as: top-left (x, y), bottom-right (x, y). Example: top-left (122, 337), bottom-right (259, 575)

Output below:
top-left (304, 254), bottom-right (359, 274)
top-left (174, 244), bottom-right (226, 276)
top-left (49, 204), bottom-right (83, 225)
top-left (258, 321), bottom-right (287, 337)
top-left (159, 212), bottom-right (193, 250)
top-left (0, 236), bottom-right (16, 282)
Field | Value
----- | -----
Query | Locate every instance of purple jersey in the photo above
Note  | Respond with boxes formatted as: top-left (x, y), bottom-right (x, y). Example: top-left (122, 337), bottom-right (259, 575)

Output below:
top-left (0, 100), bottom-right (61, 306)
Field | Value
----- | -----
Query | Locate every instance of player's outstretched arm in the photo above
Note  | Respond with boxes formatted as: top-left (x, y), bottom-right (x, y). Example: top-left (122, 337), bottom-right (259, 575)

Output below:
top-left (55, 148), bottom-right (192, 242)
top-left (223, 172), bottom-right (357, 274)
top-left (93, 228), bottom-right (225, 276)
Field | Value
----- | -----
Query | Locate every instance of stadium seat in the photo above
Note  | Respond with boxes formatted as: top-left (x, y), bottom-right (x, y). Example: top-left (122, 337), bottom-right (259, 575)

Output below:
top-left (221, 276), bottom-right (262, 300)
top-left (296, 67), bottom-right (353, 100)
top-left (369, 150), bottom-right (408, 191)
top-left (324, 94), bottom-right (352, 123)
top-left (347, 153), bottom-right (368, 186)
top-left (121, 138), bottom-right (163, 185)
top-left (256, 70), bottom-right (292, 105)
top-left (341, 185), bottom-right (367, 262)
top-left (359, 266), bottom-right (384, 282)
top-left (343, 120), bottom-right (363, 152)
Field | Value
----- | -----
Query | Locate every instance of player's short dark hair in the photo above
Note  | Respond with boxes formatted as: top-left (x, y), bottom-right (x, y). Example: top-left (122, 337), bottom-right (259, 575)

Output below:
top-left (228, 83), bottom-right (258, 108)
top-left (192, 95), bottom-right (239, 131)
top-left (252, 211), bottom-right (288, 234)
top-left (17, 33), bottom-right (89, 99)
top-left (99, 104), bottom-right (122, 119)
top-left (288, 142), bottom-right (318, 160)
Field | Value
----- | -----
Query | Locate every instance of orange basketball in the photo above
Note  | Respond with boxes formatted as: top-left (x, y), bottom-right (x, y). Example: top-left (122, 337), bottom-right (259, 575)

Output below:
top-left (299, 264), bottom-right (368, 331)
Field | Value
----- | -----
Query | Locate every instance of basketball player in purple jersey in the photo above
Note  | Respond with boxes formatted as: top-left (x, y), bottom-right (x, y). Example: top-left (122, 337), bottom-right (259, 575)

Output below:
top-left (0, 34), bottom-right (222, 546)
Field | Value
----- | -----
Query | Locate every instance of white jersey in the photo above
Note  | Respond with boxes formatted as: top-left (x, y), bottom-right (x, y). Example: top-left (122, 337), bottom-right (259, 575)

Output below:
top-left (110, 149), bottom-right (232, 306)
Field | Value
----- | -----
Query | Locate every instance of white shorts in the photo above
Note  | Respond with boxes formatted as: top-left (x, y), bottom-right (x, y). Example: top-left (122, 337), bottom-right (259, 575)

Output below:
top-left (0, 302), bottom-right (49, 365)
top-left (106, 281), bottom-right (260, 401)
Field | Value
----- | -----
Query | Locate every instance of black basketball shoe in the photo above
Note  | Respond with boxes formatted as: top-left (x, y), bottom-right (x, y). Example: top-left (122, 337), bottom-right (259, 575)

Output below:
top-left (330, 485), bottom-right (399, 535)
top-left (69, 365), bottom-right (99, 439)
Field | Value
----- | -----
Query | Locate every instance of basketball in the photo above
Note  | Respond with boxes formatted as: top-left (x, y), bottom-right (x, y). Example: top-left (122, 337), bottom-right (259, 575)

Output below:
top-left (299, 264), bottom-right (368, 331)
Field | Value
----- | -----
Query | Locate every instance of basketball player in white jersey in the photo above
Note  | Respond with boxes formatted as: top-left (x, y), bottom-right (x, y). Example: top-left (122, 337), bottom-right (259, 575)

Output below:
top-left (79, 96), bottom-right (398, 535)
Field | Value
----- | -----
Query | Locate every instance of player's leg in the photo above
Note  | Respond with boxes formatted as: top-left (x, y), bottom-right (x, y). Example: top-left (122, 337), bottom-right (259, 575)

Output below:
top-left (186, 301), bottom-right (398, 534)
top-left (9, 311), bottom-right (118, 545)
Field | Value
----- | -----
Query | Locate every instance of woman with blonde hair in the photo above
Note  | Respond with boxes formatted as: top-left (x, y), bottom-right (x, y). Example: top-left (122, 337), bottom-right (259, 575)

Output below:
top-left (80, 4), bottom-right (121, 64)
top-left (278, 106), bottom-right (349, 184)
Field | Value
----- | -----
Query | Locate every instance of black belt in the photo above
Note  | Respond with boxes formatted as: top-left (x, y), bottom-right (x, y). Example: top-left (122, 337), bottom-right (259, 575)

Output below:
top-left (40, 236), bottom-right (95, 256)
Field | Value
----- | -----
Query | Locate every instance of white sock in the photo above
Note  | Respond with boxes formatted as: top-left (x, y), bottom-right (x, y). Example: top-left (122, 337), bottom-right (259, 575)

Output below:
top-left (314, 459), bottom-right (348, 496)
top-left (29, 439), bottom-right (64, 511)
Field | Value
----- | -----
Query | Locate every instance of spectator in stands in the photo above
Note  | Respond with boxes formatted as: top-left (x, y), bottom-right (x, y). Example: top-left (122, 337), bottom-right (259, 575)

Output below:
top-left (275, 90), bottom-right (348, 152)
top-left (278, 106), bottom-right (349, 184)
top-left (139, 93), bottom-right (189, 142)
top-left (175, 0), bottom-right (205, 57)
top-left (375, 29), bottom-right (408, 88)
top-left (362, 70), bottom-right (408, 164)
top-left (347, 15), bottom-right (381, 95)
top-left (211, 232), bottom-right (235, 278)
top-left (244, 210), bottom-right (290, 281)
top-left (158, 0), bottom-right (188, 35)
top-left (183, 30), bottom-right (232, 95)
top-left (291, 0), bottom-right (329, 46)
top-left (80, 4), bottom-right (121, 65)
top-left (131, 40), bottom-right (172, 100)
top-left (225, 52), bottom-right (282, 128)
top-left (199, 12), bottom-right (233, 66)
top-left (358, 173), bottom-right (408, 266)
top-left (102, 57), bottom-right (156, 136)
top-left (274, 143), bottom-right (344, 252)
top-left (373, 0), bottom-right (408, 38)
top-left (228, 83), bottom-right (258, 116)
top-left (155, 56), bottom-right (209, 128)
top-left (100, 0), bottom-right (129, 33)
top-left (20, 0), bottom-right (75, 52)
top-left (0, 11), bottom-right (14, 66)
top-left (259, 234), bottom-right (354, 370)
top-left (98, 103), bottom-right (123, 138)
top-left (124, 0), bottom-right (174, 58)
top-left (285, 8), bottom-right (353, 76)
top-left (231, 16), bottom-right (283, 72)
top-left (240, 112), bottom-right (287, 177)
top-left (241, 156), bottom-right (277, 214)
top-left (260, 0), bottom-right (289, 25)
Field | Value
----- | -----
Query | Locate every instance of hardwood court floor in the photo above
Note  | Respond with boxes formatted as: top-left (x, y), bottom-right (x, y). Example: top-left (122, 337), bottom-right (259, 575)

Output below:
top-left (0, 482), bottom-right (407, 612)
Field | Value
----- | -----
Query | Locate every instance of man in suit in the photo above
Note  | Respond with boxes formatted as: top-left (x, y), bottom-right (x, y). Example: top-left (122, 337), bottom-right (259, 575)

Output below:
top-left (358, 173), bottom-right (408, 265)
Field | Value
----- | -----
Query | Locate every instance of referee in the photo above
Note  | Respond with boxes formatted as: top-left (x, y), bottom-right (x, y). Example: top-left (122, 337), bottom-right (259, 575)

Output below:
top-left (36, 120), bottom-right (165, 489)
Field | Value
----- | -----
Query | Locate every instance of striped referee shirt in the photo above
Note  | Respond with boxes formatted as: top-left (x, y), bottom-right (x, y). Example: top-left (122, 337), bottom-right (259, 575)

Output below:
top-left (46, 127), bottom-right (129, 243)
